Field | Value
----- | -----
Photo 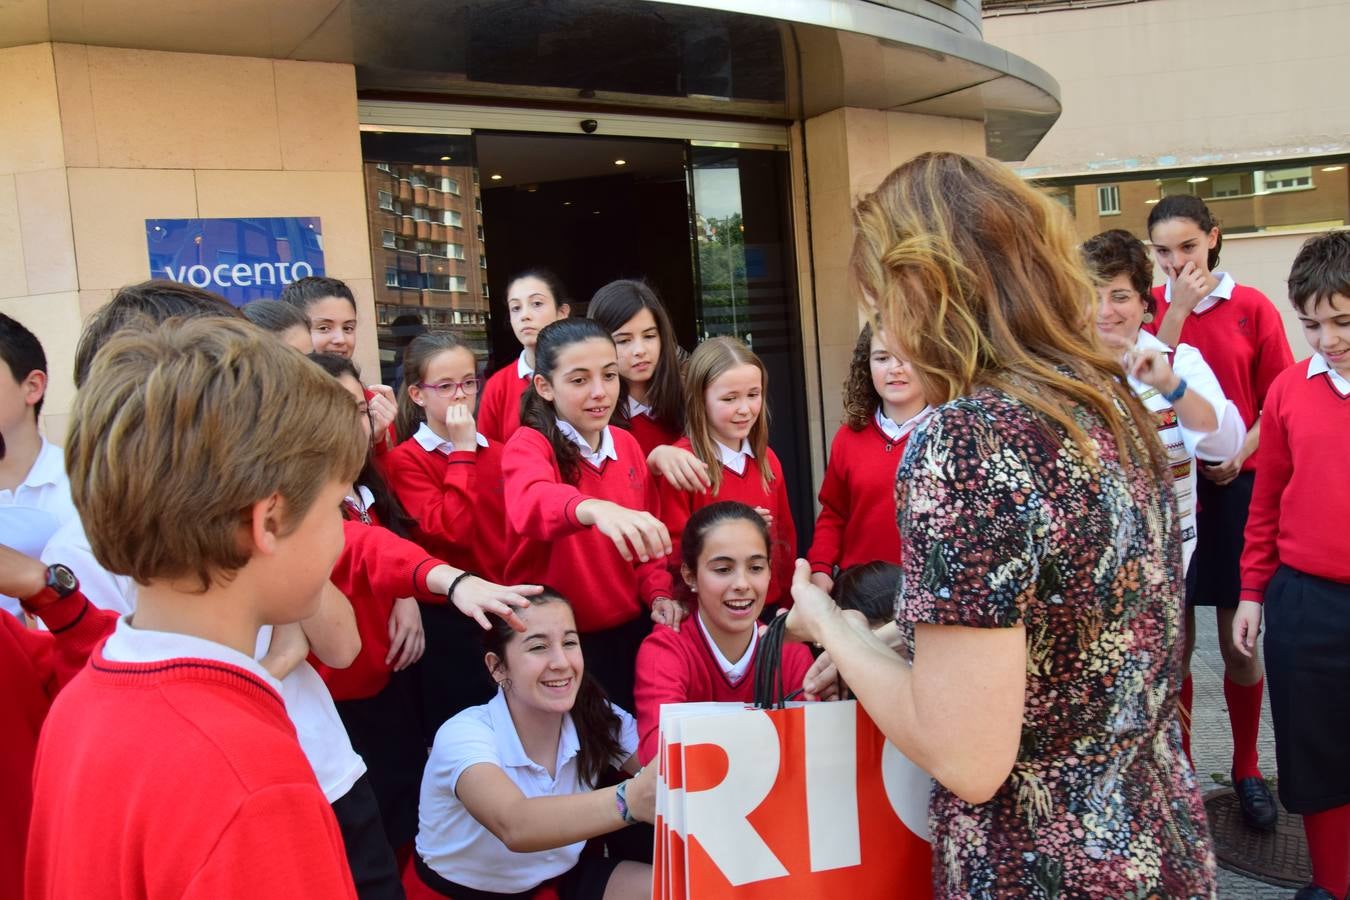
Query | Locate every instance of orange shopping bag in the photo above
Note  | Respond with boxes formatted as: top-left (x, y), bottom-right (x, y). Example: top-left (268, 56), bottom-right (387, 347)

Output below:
top-left (651, 619), bottom-right (933, 898)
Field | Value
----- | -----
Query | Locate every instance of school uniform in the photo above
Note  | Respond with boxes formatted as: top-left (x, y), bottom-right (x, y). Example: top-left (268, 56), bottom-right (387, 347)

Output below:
top-left (1148, 274), bottom-right (1294, 605)
top-left (25, 618), bottom-right (357, 899)
top-left (807, 407), bottom-right (933, 578)
top-left (1, 589), bottom-right (115, 900)
top-left (415, 689), bottom-right (638, 899)
top-left (2, 438), bottom-right (78, 617)
top-left (478, 351), bottom-right (532, 444)
top-left (621, 396), bottom-right (681, 457)
top-left (632, 612), bottom-right (814, 764)
top-left (1124, 331), bottom-right (1245, 572)
top-left (657, 437), bottom-right (797, 608)
top-left (1239, 355), bottom-right (1350, 815)
top-left (501, 424), bottom-right (673, 710)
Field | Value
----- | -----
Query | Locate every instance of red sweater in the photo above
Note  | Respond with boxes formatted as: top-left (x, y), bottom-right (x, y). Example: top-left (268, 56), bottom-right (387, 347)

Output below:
top-left (807, 422), bottom-right (912, 575)
top-left (1240, 359), bottom-right (1350, 600)
top-left (26, 646), bottom-right (356, 899)
top-left (2, 593), bottom-right (115, 900)
top-left (657, 438), bottom-right (798, 606)
top-left (501, 426), bottom-right (673, 632)
top-left (478, 363), bottom-right (530, 445)
top-left (312, 515), bottom-right (441, 700)
top-left (622, 412), bottom-right (682, 458)
top-left (633, 618), bottom-right (814, 763)
top-left (384, 435), bottom-right (508, 581)
top-left (1149, 284), bottom-right (1293, 471)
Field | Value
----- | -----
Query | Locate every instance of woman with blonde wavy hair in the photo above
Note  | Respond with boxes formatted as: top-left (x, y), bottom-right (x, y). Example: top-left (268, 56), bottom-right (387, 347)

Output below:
top-left (786, 152), bottom-right (1216, 897)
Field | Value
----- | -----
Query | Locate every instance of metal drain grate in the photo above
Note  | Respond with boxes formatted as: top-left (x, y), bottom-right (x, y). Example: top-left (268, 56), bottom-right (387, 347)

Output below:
top-left (1204, 788), bottom-right (1311, 888)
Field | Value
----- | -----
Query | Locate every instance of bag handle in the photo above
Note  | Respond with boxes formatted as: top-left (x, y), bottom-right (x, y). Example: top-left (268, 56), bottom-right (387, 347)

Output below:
top-left (753, 612), bottom-right (791, 709)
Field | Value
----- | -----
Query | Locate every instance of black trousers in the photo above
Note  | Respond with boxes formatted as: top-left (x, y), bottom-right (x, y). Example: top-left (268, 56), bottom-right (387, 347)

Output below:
top-left (578, 614), bottom-right (651, 714)
top-left (331, 774), bottom-right (405, 900)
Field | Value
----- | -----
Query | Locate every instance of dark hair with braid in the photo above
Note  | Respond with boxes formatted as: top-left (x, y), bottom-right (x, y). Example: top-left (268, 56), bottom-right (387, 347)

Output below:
top-left (519, 318), bottom-right (619, 485)
top-left (307, 352), bottom-right (416, 538)
top-left (482, 588), bottom-right (624, 788)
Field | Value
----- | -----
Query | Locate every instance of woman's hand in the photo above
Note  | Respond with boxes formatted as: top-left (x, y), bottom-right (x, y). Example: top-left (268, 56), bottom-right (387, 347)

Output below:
top-left (650, 597), bottom-right (686, 632)
top-left (1200, 452), bottom-right (1246, 486)
top-left (1123, 348), bottom-right (1180, 393)
top-left (809, 571), bottom-right (834, 595)
top-left (445, 402), bottom-right (478, 451)
top-left (386, 596), bottom-right (425, 670)
top-left (1232, 600), bottom-right (1264, 658)
top-left (784, 559), bottom-right (842, 646)
top-left (647, 445), bottom-right (712, 493)
top-left (624, 764), bottom-right (658, 825)
top-left (575, 500), bottom-right (672, 563)
top-left (366, 384), bottom-right (398, 439)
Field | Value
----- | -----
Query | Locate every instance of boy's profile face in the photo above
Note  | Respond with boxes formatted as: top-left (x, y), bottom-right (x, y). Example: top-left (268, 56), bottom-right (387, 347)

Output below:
top-left (258, 478), bottom-right (349, 624)
top-left (0, 364), bottom-right (43, 434)
top-left (1298, 292), bottom-right (1350, 377)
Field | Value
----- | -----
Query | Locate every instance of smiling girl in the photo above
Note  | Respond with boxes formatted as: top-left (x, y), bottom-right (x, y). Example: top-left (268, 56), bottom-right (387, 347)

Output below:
top-left (500, 318), bottom-right (681, 711)
top-left (657, 337), bottom-right (796, 610)
top-left (633, 501), bottom-right (814, 763)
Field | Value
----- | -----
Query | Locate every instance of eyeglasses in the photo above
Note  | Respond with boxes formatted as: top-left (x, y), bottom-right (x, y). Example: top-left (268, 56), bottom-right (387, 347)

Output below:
top-left (418, 378), bottom-right (479, 397)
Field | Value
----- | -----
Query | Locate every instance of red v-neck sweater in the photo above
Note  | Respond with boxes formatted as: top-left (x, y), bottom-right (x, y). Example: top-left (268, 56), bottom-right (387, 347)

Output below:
top-left (632, 619), bottom-right (814, 764)
top-left (1240, 359), bottom-right (1350, 600)
top-left (383, 436), bottom-right (509, 581)
top-left (807, 421), bottom-right (913, 575)
top-left (1148, 284), bottom-right (1293, 471)
top-left (2, 591), bottom-right (115, 900)
top-left (656, 437), bottom-right (798, 606)
top-left (501, 426), bottom-right (674, 632)
top-left (622, 412), bottom-right (682, 458)
top-left (477, 364), bottom-right (530, 445)
top-left (26, 647), bottom-right (356, 899)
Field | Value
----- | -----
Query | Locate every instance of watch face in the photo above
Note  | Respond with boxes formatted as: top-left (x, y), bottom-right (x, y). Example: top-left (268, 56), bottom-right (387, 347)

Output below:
top-left (50, 565), bottom-right (78, 593)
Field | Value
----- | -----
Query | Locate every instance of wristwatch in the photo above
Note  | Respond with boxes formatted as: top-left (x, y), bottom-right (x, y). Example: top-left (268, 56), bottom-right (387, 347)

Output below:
top-left (20, 563), bottom-right (80, 614)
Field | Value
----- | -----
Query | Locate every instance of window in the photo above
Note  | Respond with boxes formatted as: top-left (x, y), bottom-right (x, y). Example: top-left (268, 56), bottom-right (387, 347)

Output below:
top-left (479, 255), bottom-right (487, 269)
top-left (385, 267), bottom-right (399, 287)
top-left (476, 224), bottom-right (485, 241)
top-left (381, 230), bottom-right (396, 248)
top-left (1257, 166), bottom-right (1312, 192)
top-left (376, 162), bottom-right (392, 173)
top-left (444, 209), bottom-right (462, 228)
top-left (410, 172), bottom-right (428, 188)
top-left (482, 284), bottom-right (490, 299)
top-left (1211, 174), bottom-right (1244, 198)
top-left (425, 274), bottom-right (450, 291)
top-left (378, 190), bottom-right (393, 211)
top-left (449, 276), bottom-right (467, 292)
top-left (413, 207), bottom-right (430, 222)
top-left (1096, 185), bottom-right (1121, 216)
top-left (448, 243), bottom-right (465, 260)
top-left (475, 197), bottom-right (483, 214)
top-left (442, 177), bottom-right (460, 195)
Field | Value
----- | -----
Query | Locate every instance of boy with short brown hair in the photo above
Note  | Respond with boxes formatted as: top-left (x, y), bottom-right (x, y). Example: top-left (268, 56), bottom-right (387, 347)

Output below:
top-left (25, 317), bottom-right (364, 898)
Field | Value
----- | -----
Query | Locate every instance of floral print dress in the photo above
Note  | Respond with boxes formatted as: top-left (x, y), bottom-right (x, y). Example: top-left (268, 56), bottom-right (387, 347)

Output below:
top-left (894, 386), bottom-right (1216, 899)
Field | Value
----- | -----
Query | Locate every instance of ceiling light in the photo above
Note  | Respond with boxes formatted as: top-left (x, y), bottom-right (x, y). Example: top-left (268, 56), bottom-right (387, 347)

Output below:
top-left (1186, 176), bottom-right (1209, 184)
top-left (440, 155), bottom-right (451, 161)
top-left (563, 201), bottom-right (572, 206)
top-left (614, 159), bottom-right (627, 166)
top-left (490, 174), bottom-right (503, 181)
top-left (1322, 165), bottom-right (1345, 172)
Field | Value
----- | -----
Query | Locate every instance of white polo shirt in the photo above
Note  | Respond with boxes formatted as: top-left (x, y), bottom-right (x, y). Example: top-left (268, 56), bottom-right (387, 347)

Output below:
top-left (1, 438), bottom-right (78, 616)
top-left (416, 688), bottom-right (639, 893)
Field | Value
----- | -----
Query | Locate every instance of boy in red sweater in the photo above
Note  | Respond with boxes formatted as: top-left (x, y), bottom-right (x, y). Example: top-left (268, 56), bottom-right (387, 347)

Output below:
top-left (1234, 231), bottom-right (1350, 900)
top-left (25, 319), bottom-right (362, 899)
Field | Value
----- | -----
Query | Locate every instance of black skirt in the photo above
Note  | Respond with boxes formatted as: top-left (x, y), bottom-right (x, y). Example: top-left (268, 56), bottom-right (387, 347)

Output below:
top-left (1185, 469), bottom-right (1254, 608)
top-left (1263, 565), bottom-right (1350, 814)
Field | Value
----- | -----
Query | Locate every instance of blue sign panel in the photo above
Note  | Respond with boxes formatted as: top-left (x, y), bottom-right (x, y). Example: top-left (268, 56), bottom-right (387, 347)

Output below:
top-left (146, 217), bottom-right (325, 306)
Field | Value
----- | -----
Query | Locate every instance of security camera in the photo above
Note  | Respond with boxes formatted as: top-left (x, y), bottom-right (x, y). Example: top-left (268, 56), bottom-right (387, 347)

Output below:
top-left (579, 119), bottom-right (598, 134)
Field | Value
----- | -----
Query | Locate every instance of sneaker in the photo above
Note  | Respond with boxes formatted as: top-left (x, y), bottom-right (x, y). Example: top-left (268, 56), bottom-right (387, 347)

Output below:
top-left (1291, 885), bottom-right (1338, 900)
top-left (1233, 775), bottom-right (1277, 831)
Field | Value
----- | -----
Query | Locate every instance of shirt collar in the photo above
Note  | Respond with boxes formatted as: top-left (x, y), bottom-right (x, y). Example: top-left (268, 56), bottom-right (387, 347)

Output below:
top-left (1163, 270), bottom-right (1235, 308)
top-left (627, 395), bottom-right (653, 419)
top-left (1308, 353), bottom-right (1350, 395)
top-left (875, 405), bottom-right (935, 443)
top-left (412, 420), bottom-right (488, 455)
top-left (555, 419), bottom-right (618, 467)
top-left (516, 350), bottom-right (533, 380)
top-left (102, 615), bottom-right (283, 694)
top-left (24, 438), bottom-right (65, 489)
top-left (1134, 329), bottom-right (1173, 353)
top-left (696, 612), bottom-right (758, 682)
top-left (715, 439), bottom-right (754, 476)
top-left (487, 688), bottom-right (580, 772)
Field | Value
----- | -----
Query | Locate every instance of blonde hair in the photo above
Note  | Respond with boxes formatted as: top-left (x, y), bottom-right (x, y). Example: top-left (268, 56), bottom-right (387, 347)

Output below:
top-left (65, 317), bottom-right (366, 590)
top-left (850, 152), bottom-right (1165, 474)
top-left (683, 336), bottom-right (773, 493)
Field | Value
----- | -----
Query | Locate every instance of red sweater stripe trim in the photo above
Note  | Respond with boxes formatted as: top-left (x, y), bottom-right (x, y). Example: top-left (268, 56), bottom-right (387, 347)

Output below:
top-left (88, 653), bottom-right (286, 711)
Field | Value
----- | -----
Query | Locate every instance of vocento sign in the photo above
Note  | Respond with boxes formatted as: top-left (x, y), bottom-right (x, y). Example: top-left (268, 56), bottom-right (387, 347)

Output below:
top-left (145, 217), bottom-right (325, 306)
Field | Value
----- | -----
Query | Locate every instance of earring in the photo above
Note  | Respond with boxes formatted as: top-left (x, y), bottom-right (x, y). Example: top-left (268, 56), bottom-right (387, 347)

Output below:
top-left (1142, 311), bottom-right (1155, 324)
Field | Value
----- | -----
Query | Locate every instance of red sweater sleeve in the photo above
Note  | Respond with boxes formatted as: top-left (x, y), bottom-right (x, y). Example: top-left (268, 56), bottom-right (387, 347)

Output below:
top-left (1250, 296), bottom-right (1294, 416)
top-left (387, 446), bottom-right (480, 547)
top-left (1239, 380), bottom-right (1291, 603)
top-left (767, 453), bottom-right (798, 606)
top-left (334, 520), bottom-right (443, 605)
top-left (182, 784), bottom-right (356, 899)
top-left (633, 628), bottom-right (695, 765)
top-left (501, 428), bottom-right (589, 540)
top-left (637, 464), bottom-right (675, 605)
top-left (807, 429), bottom-right (850, 575)
top-left (34, 590), bottom-right (118, 688)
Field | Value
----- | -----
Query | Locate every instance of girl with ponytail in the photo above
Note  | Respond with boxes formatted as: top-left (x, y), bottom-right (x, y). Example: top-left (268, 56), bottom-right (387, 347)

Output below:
top-left (415, 589), bottom-right (655, 900)
top-left (501, 318), bottom-right (682, 711)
